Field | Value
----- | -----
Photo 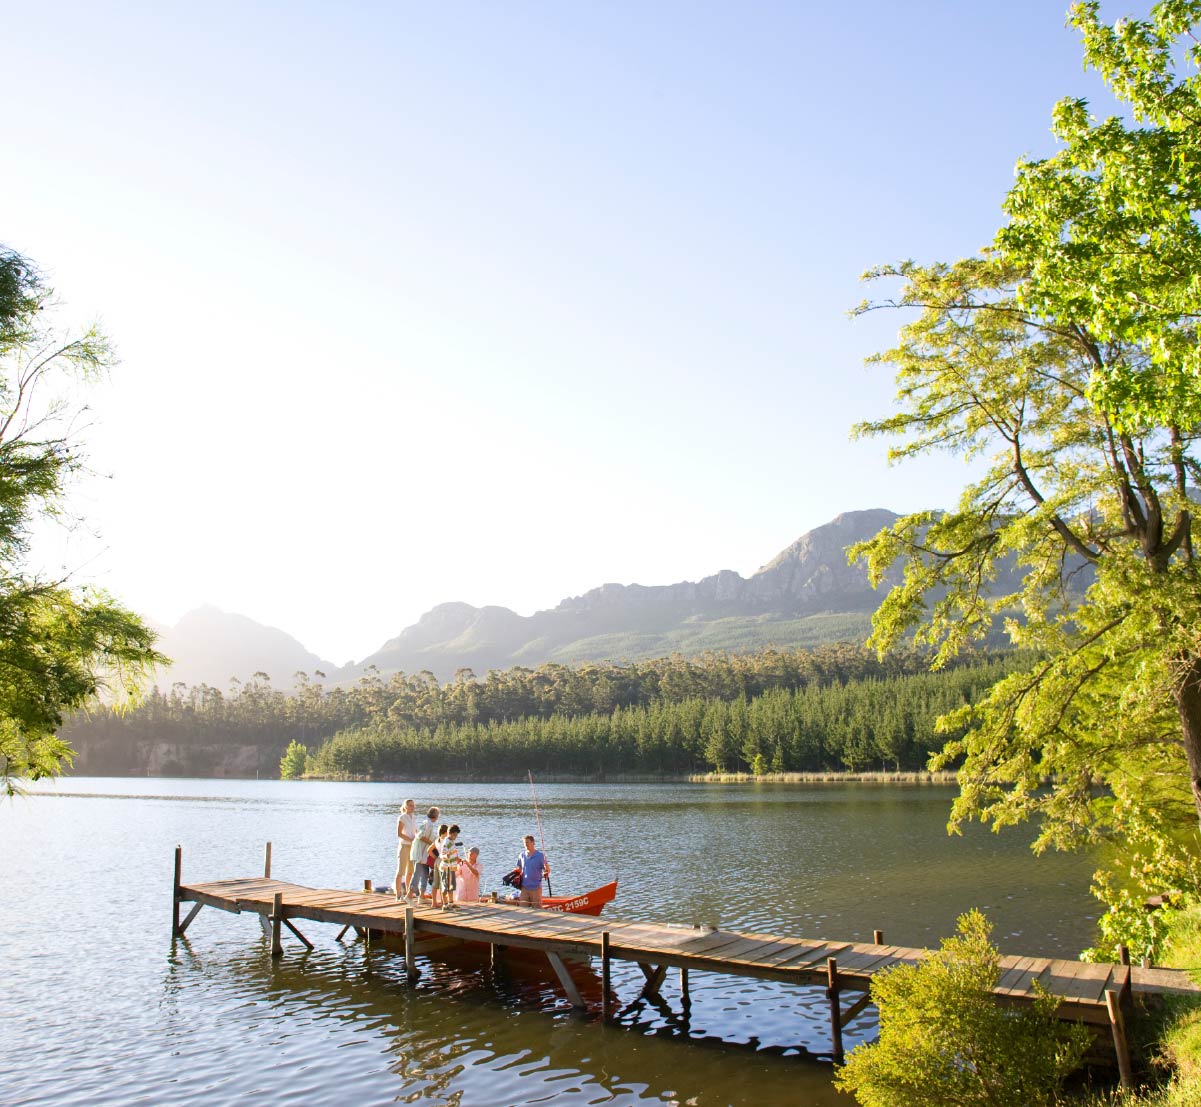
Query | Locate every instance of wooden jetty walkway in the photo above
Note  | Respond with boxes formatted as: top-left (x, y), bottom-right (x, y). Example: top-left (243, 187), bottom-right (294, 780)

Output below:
top-left (172, 846), bottom-right (1200, 1083)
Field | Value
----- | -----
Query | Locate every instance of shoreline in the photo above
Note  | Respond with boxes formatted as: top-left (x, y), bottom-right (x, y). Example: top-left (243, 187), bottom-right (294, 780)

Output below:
top-left (59, 769), bottom-right (959, 785)
top-left (295, 769), bottom-right (959, 785)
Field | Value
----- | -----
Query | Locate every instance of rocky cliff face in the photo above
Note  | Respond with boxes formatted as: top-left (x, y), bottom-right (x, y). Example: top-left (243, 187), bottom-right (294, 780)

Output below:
top-left (351, 508), bottom-right (902, 679)
top-left (70, 734), bottom-right (282, 778)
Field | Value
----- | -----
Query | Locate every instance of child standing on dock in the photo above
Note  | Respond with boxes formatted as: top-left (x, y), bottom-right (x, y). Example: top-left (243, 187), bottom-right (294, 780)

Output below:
top-left (439, 825), bottom-right (462, 909)
top-left (456, 846), bottom-right (482, 903)
top-left (429, 823), bottom-right (449, 907)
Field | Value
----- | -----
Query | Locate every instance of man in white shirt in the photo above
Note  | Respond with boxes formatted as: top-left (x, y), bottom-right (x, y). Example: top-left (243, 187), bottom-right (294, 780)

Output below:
top-left (393, 798), bottom-right (418, 901)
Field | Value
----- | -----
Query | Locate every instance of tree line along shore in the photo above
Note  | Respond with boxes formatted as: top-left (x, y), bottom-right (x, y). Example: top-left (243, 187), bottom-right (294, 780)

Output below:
top-left (59, 643), bottom-right (1022, 779)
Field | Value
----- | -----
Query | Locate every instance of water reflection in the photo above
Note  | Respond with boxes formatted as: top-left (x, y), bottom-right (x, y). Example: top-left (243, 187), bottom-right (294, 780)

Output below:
top-left (5, 778), bottom-right (1100, 1106)
top-left (159, 924), bottom-right (844, 1105)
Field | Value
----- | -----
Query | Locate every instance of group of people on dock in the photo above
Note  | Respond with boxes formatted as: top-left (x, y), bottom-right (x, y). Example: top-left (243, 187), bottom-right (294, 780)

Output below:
top-left (392, 798), bottom-right (550, 910)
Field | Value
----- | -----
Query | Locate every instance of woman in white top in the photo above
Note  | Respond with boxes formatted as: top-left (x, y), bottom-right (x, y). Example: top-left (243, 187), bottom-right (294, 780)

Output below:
top-left (407, 807), bottom-right (440, 900)
top-left (393, 798), bottom-right (418, 901)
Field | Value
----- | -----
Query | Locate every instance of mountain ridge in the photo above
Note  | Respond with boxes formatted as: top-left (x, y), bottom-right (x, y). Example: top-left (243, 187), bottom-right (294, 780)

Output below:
top-left (151, 508), bottom-right (904, 688)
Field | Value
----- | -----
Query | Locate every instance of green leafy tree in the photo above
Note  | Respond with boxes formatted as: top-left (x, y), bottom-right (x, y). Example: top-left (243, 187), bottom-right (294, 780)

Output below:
top-left (851, 255), bottom-right (1201, 855)
top-left (835, 910), bottom-right (1089, 1107)
top-left (279, 739), bottom-right (309, 779)
top-left (999, 0), bottom-right (1201, 428)
top-left (0, 247), bottom-right (165, 791)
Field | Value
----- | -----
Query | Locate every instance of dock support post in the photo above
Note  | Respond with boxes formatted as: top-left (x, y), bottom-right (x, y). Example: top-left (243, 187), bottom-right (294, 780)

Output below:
top-left (255, 845), bottom-right (275, 936)
top-left (405, 905), bottom-right (418, 982)
top-left (362, 880), bottom-right (374, 947)
top-left (1119, 944), bottom-right (1130, 966)
top-left (547, 951), bottom-right (586, 1009)
top-left (680, 966), bottom-right (690, 1005)
top-left (1106, 989), bottom-right (1134, 1089)
top-left (270, 892), bottom-right (284, 957)
top-left (172, 845), bottom-right (182, 937)
top-left (873, 930), bottom-right (883, 945)
top-left (601, 932), bottom-right (611, 1019)
top-left (637, 963), bottom-right (668, 1000)
top-left (827, 958), bottom-right (844, 1065)
top-left (282, 918), bottom-right (313, 950)
top-left (177, 902), bottom-right (204, 936)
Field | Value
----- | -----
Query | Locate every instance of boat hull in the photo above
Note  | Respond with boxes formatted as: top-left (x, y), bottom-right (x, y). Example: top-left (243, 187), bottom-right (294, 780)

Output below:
top-left (510, 880), bottom-right (618, 916)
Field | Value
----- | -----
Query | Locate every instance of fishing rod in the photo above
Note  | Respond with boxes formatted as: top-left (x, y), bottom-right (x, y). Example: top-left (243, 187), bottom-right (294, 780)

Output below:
top-left (527, 769), bottom-right (552, 895)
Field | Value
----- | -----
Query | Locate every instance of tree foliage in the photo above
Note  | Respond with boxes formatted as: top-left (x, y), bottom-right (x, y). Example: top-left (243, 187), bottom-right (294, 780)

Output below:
top-left (999, 1), bottom-right (1201, 427)
top-left (279, 739), bottom-right (308, 780)
top-left (849, 2), bottom-right (1201, 942)
top-left (851, 252), bottom-right (1201, 859)
top-left (0, 247), bottom-right (164, 791)
top-left (835, 910), bottom-right (1090, 1107)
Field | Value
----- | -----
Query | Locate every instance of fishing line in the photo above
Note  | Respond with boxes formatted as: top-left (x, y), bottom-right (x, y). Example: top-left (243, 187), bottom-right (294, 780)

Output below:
top-left (527, 769), bottom-right (552, 895)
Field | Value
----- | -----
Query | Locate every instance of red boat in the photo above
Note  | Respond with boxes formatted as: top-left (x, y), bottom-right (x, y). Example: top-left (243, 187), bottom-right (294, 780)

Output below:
top-left (502, 880), bottom-right (618, 916)
top-left (393, 879), bottom-right (618, 916)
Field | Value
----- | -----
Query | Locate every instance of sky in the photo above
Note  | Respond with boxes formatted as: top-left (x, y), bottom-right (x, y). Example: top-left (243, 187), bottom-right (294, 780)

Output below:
top-left (3, 1), bottom-right (1122, 665)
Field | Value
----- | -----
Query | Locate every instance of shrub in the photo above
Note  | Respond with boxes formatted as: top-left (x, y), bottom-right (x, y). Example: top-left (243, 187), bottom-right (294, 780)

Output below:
top-left (835, 909), bottom-right (1090, 1107)
top-left (279, 740), bottom-right (308, 779)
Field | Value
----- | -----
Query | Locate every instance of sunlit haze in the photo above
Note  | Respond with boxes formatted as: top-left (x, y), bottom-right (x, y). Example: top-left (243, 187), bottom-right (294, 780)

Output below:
top-left (4, 2), bottom-right (1110, 664)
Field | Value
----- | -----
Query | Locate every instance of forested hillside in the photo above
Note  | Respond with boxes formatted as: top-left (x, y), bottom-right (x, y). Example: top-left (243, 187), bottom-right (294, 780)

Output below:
top-left (63, 644), bottom-right (1021, 779)
top-left (307, 656), bottom-right (1018, 778)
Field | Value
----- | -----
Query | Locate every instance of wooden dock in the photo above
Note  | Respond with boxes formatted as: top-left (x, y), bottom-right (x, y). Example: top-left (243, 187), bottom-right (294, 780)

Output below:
top-left (172, 846), bottom-right (1200, 1080)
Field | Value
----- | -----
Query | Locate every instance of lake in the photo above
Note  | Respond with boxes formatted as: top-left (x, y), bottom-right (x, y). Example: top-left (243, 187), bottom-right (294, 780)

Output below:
top-left (1, 778), bottom-right (1100, 1105)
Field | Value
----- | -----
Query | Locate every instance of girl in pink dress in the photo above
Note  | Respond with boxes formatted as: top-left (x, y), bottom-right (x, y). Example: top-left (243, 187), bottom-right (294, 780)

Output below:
top-left (455, 846), bottom-right (482, 903)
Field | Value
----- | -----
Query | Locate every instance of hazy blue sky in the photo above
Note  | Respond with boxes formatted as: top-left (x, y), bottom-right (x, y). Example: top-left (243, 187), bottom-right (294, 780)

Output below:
top-left (4, 2), bottom-right (1120, 664)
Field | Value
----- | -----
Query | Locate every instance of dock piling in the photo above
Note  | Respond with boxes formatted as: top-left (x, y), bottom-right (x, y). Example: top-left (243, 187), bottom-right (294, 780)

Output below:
top-left (405, 905), bottom-right (417, 982)
top-left (270, 892), bottom-right (284, 957)
top-left (172, 845), bottom-right (182, 937)
top-left (1106, 989), bottom-right (1134, 1088)
top-left (827, 958), bottom-right (844, 1064)
top-left (601, 931), bottom-right (611, 1019)
top-left (263, 842), bottom-right (272, 879)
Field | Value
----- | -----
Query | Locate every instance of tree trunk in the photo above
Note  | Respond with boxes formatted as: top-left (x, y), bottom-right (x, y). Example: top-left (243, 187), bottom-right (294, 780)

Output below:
top-left (1173, 652), bottom-right (1201, 833)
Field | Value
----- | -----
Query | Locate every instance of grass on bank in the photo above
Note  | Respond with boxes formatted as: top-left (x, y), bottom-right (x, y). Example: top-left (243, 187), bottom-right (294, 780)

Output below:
top-left (1082, 907), bottom-right (1201, 1106)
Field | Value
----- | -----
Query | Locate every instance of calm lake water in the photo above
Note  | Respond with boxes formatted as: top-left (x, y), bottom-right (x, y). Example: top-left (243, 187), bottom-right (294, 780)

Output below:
top-left (2, 778), bottom-right (1100, 1106)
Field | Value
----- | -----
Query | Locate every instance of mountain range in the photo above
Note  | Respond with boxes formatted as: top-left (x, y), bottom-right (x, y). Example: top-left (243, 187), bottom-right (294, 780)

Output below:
top-left (151, 508), bottom-right (906, 688)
